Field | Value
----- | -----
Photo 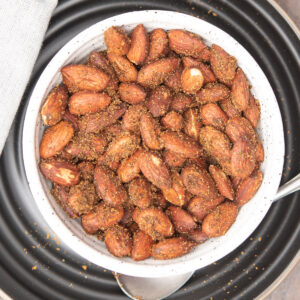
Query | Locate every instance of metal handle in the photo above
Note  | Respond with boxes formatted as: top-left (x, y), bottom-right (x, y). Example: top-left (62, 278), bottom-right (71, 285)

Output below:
top-left (273, 173), bottom-right (300, 202)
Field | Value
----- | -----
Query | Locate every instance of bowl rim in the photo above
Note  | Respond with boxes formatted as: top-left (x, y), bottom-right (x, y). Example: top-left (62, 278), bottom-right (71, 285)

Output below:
top-left (22, 10), bottom-right (285, 277)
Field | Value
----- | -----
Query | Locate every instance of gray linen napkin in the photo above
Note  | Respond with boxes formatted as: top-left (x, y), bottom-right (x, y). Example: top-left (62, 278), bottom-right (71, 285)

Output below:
top-left (0, 0), bottom-right (57, 153)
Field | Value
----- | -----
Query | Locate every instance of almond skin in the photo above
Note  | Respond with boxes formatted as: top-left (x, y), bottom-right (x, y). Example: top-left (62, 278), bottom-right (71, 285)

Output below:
top-left (181, 67), bottom-right (204, 94)
top-left (146, 85), bottom-right (172, 117)
top-left (244, 93), bottom-right (260, 128)
top-left (202, 202), bottom-right (238, 237)
top-left (118, 83), bottom-right (146, 104)
top-left (231, 68), bottom-right (249, 111)
top-left (171, 92), bottom-right (193, 112)
top-left (182, 57), bottom-right (216, 83)
top-left (132, 230), bottom-right (153, 261)
top-left (161, 111), bottom-right (183, 131)
top-left (133, 207), bottom-right (174, 240)
top-left (62, 109), bottom-right (79, 131)
top-left (140, 112), bottom-right (162, 150)
top-left (187, 195), bottom-right (224, 221)
top-left (231, 140), bottom-right (256, 179)
top-left (186, 228), bottom-right (208, 244)
top-left (160, 131), bottom-right (203, 159)
top-left (81, 202), bottom-right (124, 234)
top-left (128, 177), bottom-right (152, 208)
top-left (168, 30), bottom-right (206, 57)
top-left (147, 28), bottom-right (169, 62)
top-left (122, 103), bottom-right (147, 132)
top-left (200, 103), bottom-right (228, 131)
top-left (94, 165), bottom-right (128, 207)
top-left (255, 141), bottom-right (265, 162)
top-left (61, 65), bottom-right (110, 93)
top-left (137, 57), bottom-right (180, 88)
top-left (104, 26), bottom-right (130, 56)
top-left (196, 83), bottom-right (230, 103)
top-left (162, 171), bottom-right (186, 206)
top-left (236, 170), bottom-right (263, 206)
top-left (68, 91), bottom-right (111, 115)
top-left (107, 52), bottom-right (138, 82)
top-left (209, 165), bottom-right (234, 200)
top-left (152, 237), bottom-right (196, 260)
top-left (117, 149), bottom-right (145, 183)
top-left (127, 24), bottom-right (149, 65)
top-left (184, 108), bottom-right (202, 140)
top-left (167, 206), bottom-right (197, 233)
top-left (41, 85), bottom-right (68, 126)
top-left (164, 65), bottom-right (183, 92)
top-left (219, 98), bottom-right (241, 118)
top-left (40, 121), bottom-right (74, 159)
top-left (40, 160), bottom-right (80, 186)
top-left (210, 44), bottom-right (237, 86)
top-left (105, 226), bottom-right (132, 257)
top-left (182, 164), bottom-right (219, 200)
top-left (164, 150), bottom-right (186, 168)
top-left (139, 151), bottom-right (171, 190)
top-left (79, 102), bottom-right (126, 134)
top-left (225, 117), bottom-right (257, 146)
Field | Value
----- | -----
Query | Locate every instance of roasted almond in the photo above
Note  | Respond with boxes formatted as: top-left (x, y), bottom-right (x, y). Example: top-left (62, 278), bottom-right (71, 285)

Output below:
top-left (122, 103), bottom-right (147, 132)
top-left (140, 112), bottom-right (162, 150)
top-left (219, 98), bottom-right (241, 118)
top-left (68, 91), bottom-right (111, 115)
top-left (139, 151), bottom-right (171, 190)
top-left (255, 140), bottom-right (265, 162)
top-left (168, 29), bottom-right (206, 57)
top-left (78, 161), bottom-right (94, 182)
top-left (137, 57), bottom-right (180, 88)
top-left (181, 67), bottom-right (204, 94)
top-left (164, 65), bottom-right (183, 92)
top-left (210, 44), bottom-right (237, 86)
top-left (167, 206), bottom-right (197, 233)
top-left (187, 195), bottom-right (224, 222)
top-left (105, 226), bottom-right (132, 257)
top-left (198, 47), bottom-right (211, 62)
top-left (236, 170), bottom-right (263, 206)
top-left (41, 85), bottom-right (68, 126)
top-left (164, 150), bottom-right (186, 168)
top-left (127, 24), bottom-right (149, 65)
top-left (107, 52), bottom-right (138, 82)
top-left (162, 171), bottom-right (186, 206)
top-left (131, 230), bottom-right (153, 261)
top-left (200, 103), bottom-right (228, 131)
top-left (94, 165), bottom-right (128, 207)
top-left (40, 121), bottom-right (74, 159)
top-left (118, 83), bottom-right (146, 104)
top-left (117, 149), bottom-right (145, 183)
top-left (161, 111), bottom-right (183, 131)
top-left (244, 93), bottom-right (261, 128)
top-left (182, 164), bottom-right (219, 200)
top-left (225, 117), bottom-right (257, 146)
top-left (128, 177), bottom-right (152, 208)
top-left (146, 85), bottom-right (172, 117)
top-left (196, 83), bottom-right (230, 103)
top-left (160, 131), bottom-right (203, 159)
top-left (231, 140), bottom-right (256, 179)
top-left (133, 207), bottom-right (174, 240)
top-left (81, 202), bottom-right (124, 234)
top-left (209, 165), bottom-right (234, 200)
top-left (147, 28), bottom-right (169, 62)
top-left (182, 57), bottom-right (216, 83)
top-left (202, 202), bottom-right (238, 237)
top-left (186, 228), bottom-right (209, 244)
top-left (152, 237), bottom-right (196, 259)
top-left (104, 26), bottom-right (130, 56)
top-left (61, 65), bottom-right (110, 93)
top-left (40, 160), bottom-right (80, 186)
top-left (184, 108), bottom-right (202, 140)
top-left (231, 68), bottom-right (249, 111)
top-left (79, 102), bottom-right (126, 134)
top-left (171, 92), bottom-right (193, 112)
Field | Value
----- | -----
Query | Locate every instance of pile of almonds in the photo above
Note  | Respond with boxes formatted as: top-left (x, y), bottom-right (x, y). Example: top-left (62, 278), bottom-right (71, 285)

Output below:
top-left (39, 24), bottom-right (264, 261)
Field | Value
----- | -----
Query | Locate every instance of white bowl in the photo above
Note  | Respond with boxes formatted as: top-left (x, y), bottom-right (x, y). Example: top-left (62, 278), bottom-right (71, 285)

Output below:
top-left (22, 10), bottom-right (284, 278)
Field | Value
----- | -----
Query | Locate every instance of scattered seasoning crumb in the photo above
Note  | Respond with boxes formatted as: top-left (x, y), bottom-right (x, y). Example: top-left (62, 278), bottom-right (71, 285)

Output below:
top-left (69, 283), bottom-right (73, 287)
top-left (24, 248), bottom-right (28, 254)
top-left (56, 248), bottom-right (60, 251)
top-left (262, 267), bottom-right (265, 271)
top-left (46, 233), bottom-right (50, 239)
top-left (62, 258), bottom-right (65, 262)
top-left (82, 265), bottom-right (87, 270)
top-left (212, 12), bottom-right (217, 17)
top-left (32, 246), bottom-right (36, 249)
top-left (258, 237), bottom-right (262, 242)
top-left (250, 237), bottom-right (253, 241)
top-left (241, 251), bottom-right (245, 255)
top-left (32, 265), bottom-right (37, 270)
top-left (255, 267), bottom-right (259, 270)
top-left (84, 275), bottom-right (88, 279)
top-left (25, 230), bottom-right (28, 235)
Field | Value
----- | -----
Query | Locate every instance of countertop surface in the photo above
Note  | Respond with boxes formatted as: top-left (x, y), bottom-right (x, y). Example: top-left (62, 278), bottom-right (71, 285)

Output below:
top-left (265, 1), bottom-right (299, 299)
